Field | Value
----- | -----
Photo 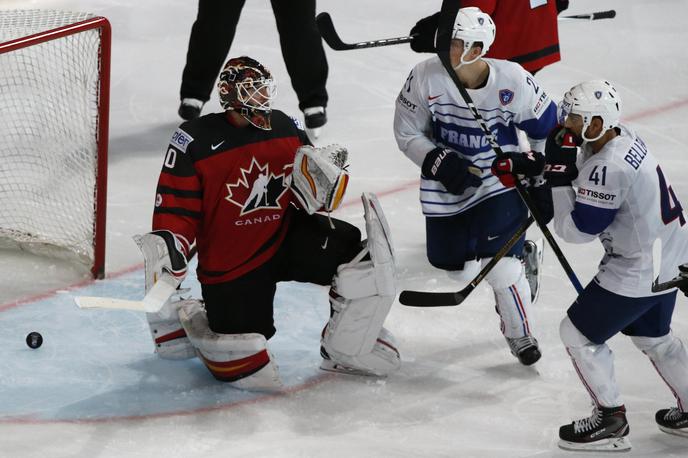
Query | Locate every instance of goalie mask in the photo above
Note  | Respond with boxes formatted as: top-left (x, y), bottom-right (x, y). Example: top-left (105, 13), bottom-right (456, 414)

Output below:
top-left (557, 80), bottom-right (621, 143)
top-left (452, 7), bottom-right (496, 68)
top-left (218, 56), bottom-right (277, 130)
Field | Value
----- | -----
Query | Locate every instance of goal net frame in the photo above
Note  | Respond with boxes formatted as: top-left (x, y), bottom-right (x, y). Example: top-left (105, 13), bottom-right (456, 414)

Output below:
top-left (0, 12), bottom-right (111, 279)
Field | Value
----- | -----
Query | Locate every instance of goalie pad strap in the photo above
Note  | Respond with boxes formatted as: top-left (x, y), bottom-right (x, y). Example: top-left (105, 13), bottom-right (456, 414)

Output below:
top-left (146, 301), bottom-right (196, 360)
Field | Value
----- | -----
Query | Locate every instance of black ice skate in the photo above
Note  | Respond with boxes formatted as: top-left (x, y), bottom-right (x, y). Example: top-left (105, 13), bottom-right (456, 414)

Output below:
top-left (655, 407), bottom-right (688, 437)
top-left (506, 335), bottom-right (541, 366)
top-left (522, 239), bottom-right (543, 303)
top-left (559, 405), bottom-right (631, 452)
top-left (304, 106), bottom-right (327, 139)
top-left (178, 98), bottom-right (204, 120)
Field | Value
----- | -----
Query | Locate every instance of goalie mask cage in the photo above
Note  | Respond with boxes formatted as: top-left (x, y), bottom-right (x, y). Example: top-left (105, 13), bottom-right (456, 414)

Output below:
top-left (0, 11), bottom-right (111, 279)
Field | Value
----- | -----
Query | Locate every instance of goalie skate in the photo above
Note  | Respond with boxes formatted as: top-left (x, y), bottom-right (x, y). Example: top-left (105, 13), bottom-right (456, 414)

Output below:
top-left (522, 239), bottom-right (543, 303)
top-left (559, 405), bottom-right (631, 452)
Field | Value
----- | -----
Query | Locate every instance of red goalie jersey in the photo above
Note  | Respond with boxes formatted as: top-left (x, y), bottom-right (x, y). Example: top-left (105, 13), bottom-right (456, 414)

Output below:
top-left (465, 0), bottom-right (561, 73)
top-left (152, 111), bottom-right (309, 284)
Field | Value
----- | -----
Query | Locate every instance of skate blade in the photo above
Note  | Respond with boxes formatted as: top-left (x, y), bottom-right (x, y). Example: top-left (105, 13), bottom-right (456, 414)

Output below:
top-left (319, 359), bottom-right (380, 377)
top-left (558, 436), bottom-right (631, 452)
top-left (659, 425), bottom-right (688, 438)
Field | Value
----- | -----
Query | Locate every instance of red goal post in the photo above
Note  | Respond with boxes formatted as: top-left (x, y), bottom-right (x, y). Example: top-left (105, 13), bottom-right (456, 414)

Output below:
top-left (0, 11), bottom-right (111, 279)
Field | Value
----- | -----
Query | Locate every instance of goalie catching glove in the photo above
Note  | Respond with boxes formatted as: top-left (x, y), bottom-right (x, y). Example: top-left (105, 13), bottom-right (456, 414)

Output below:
top-left (290, 144), bottom-right (350, 214)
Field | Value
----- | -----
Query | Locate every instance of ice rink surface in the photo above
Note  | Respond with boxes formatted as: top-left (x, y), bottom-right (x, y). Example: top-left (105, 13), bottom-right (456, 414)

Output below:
top-left (1, 0), bottom-right (687, 456)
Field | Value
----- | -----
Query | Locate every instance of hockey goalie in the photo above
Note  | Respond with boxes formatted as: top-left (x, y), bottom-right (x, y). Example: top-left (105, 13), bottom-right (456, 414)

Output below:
top-left (136, 56), bottom-right (400, 389)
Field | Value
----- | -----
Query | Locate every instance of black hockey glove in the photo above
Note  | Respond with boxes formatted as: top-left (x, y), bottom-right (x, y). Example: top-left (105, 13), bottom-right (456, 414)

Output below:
top-left (525, 177), bottom-right (554, 225)
top-left (410, 12), bottom-right (439, 53)
top-left (556, 0), bottom-right (570, 14)
top-left (678, 264), bottom-right (688, 297)
top-left (491, 151), bottom-right (545, 188)
top-left (422, 147), bottom-right (482, 195)
top-left (544, 126), bottom-right (579, 187)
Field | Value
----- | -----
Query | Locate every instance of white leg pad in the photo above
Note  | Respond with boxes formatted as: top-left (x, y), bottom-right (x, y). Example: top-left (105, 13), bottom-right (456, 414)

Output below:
top-left (560, 315), bottom-right (623, 407)
top-left (631, 333), bottom-right (688, 411)
top-left (146, 300), bottom-right (196, 360)
top-left (486, 257), bottom-right (533, 339)
top-left (178, 301), bottom-right (282, 390)
top-left (321, 193), bottom-right (400, 376)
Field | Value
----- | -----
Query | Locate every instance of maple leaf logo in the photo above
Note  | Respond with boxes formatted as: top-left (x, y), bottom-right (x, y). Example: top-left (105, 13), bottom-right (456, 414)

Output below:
top-left (225, 157), bottom-right (288, 215)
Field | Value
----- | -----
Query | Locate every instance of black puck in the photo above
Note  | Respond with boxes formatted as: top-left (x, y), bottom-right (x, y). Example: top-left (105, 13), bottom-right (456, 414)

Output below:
top-left (26, 331), bottom-right (43, 349)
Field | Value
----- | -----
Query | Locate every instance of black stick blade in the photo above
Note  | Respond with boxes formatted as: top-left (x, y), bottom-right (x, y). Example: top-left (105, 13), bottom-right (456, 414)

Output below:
top-left (398, 290), bottom-right (465, 307)
top-left (316, 12), bottom-right (354, 50)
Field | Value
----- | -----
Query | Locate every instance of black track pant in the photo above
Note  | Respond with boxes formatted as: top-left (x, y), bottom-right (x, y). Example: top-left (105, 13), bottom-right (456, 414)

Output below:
top-left (180, 0), bottom-right (328, 111)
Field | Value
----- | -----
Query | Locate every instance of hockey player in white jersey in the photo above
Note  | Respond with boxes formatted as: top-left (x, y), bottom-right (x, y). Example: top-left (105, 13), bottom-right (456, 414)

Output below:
top-left (393, 7), bottom-right (557, 365)
top-left (503, 80), bottom-right (688, 450)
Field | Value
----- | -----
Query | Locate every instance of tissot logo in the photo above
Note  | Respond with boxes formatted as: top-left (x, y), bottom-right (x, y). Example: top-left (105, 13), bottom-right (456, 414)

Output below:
top-left (225, 157), bottom-right (288, 215)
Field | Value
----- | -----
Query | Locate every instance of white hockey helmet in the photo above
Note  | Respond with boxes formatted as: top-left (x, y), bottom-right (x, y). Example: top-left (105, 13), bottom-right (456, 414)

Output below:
top-left (558, 80), bottom-right (622, 142)
top-left (452, 7), bottom-right (496, 67)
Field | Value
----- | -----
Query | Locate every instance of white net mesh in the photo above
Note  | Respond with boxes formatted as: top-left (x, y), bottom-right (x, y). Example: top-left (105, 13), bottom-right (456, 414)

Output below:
top-left (0, 10), bottom-right (104, 270)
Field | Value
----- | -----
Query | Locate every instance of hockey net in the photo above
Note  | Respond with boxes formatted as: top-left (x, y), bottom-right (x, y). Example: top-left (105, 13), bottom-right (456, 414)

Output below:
top-left (0, 10), bottom-right (110, 278)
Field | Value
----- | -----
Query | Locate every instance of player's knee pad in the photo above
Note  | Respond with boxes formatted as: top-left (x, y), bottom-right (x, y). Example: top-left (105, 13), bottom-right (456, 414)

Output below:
top-left (560, 315), bottom-right (593, 349)
top-left (146, 299), bottom-right (196, 360)
top-left (446, 260), bottom-right (480, 282)
top-left (484, 256), bottom-right (523, 289)
top-left (631, 333), bottom-right (686, 361)
top-left (488, 257), bottom-right (533, 338)
top-left (321, 193), bottom-right (400, 376)
top-left (178, 301), bottom-right (281, 390)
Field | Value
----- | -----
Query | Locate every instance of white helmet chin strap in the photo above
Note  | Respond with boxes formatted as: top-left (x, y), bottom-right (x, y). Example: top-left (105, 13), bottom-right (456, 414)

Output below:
top-left (452, 41), bottom-right (481, 70)
top-left (580, 116), bottom-right (606, 143)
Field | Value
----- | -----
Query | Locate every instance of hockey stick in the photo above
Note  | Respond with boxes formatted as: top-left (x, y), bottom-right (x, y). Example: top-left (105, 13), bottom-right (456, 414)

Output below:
top-left (74, 243), bottom-right (198, 313)
top-left (316, 12), bottom-right (416, 51)
top-left (317, 9), bottom-right (617, 54)
top-left (399, 216), bottom-right (534, 306)
top-left (436, 0), bottom-right (583, 294)
top-left (560, 10), bottom-right (616, 21)
top-left (651, 277), bottom-right (683, 294)
top-left (74, 271), bottom-right (179, 313)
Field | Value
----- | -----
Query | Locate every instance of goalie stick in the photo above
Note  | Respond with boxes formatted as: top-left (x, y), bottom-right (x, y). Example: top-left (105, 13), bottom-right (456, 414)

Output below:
top-left (75, 244), bottom-right (198, 313)
top-left (74, 271), bottom-right (179, 313)
top-left (316, 10), bottom-right (617, 52)
top-left (433, 0), bottom-right (583, 294)
top-left (399, 216), bottom-right (534, 307)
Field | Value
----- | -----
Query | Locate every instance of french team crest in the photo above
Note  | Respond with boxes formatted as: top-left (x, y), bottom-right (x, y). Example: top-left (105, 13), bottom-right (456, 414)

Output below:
top-left (499, 89), bottom-right (514, 106)
top-left (594, 91), bottom-right (603, 99)
top-left (225, 157), bottom-right (288, 215)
